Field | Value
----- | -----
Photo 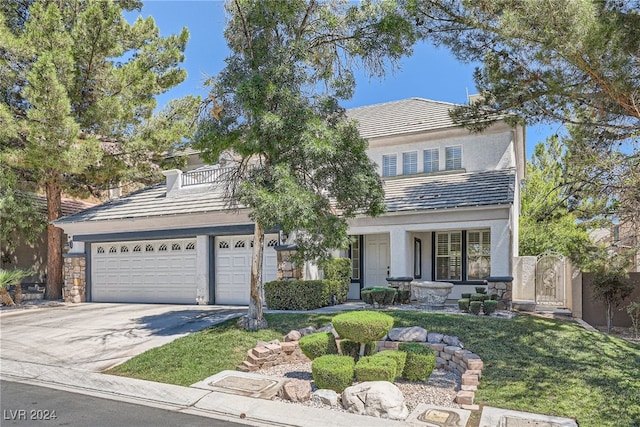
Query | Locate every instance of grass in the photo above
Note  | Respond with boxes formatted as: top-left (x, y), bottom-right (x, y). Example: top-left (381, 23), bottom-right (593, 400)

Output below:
top-left (106, 311), bottom-right (640, 427)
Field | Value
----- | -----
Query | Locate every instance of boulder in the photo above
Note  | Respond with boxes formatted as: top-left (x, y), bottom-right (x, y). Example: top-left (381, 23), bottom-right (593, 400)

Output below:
top-left (312, 389), bottom-right (339, 407)
top-left (443, 335), bottom-right (463, 347)
top-left (427, 332), bottom-right (444, 343)
top-left (342, 381), bottom-right (408, 420)
top-left (387, 326), bottom-right (428, 342)
top-left (284, 330), bottom-right (302, 342)
top-left (298, 326), bottom-right (316, 337)
top-left (279, 379), bottom-right (311, 402)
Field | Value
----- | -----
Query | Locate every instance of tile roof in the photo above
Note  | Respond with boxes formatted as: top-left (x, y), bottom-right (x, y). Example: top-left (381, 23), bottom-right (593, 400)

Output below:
top-left (54, 183), bottom-right (233, 224)
top-left (383, 169), bottom-right (515, 213)
top-left (346, 98), bottom-right (458, 139)
top-left (55, 169), bottom-right (514, 224)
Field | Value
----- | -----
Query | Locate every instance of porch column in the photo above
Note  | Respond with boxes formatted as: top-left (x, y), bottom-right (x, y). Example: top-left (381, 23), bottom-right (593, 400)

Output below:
top-left (389, 228), bottom-right (411, 278)
top-left (490, 221), bottom-right (512, 277)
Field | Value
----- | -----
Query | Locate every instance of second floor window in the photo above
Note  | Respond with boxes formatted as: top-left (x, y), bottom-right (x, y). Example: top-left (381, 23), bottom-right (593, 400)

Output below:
top-left (424, 148), bottom-right (439, 173)
top-left (445, 146), bottom-right (462, 170)
top-left (402, 151), bottom-right (418, 175)
top-left (382, 154), bottom-right (397, 177)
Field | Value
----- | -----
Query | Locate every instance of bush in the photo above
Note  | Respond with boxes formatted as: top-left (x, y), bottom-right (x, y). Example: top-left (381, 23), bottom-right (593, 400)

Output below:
top-left (264, 280), bottom-right (336, 310)
top-left (395, 289), bottom-right (411, 304)
top-left (461, 293), bottom-right (472, 299)
top-left (398, 343), bottom-right (436, 381)
top-left (354, 356), bottom-right (396, 382)
top-left (299, 332), bottom-right (338, 360)
top-left (383, 287), bottom-right (397, 305)
top-left (311, 355), bottom-right (355, 392)
top-left (332, 311), bottom-right (394, 343)
top-left (373, 350), bottom-right (407, 379)
top-left (339, 339), bottom-right (374, 361)
top-left (470, 293), bottom-right (487, 302)
top-left (371, 288), bottom-right (387, 305)
top-left (469, 301), bottom-right (482, 315)
top-left (361, 288), bottom-right (374, 305)
top-left (475, 286), bottom-right (487, 294)
top-left (483, 300), bottom-right (498, 315)
top-left (490, 293), bottom-right (498, 300)
top-left (458, 298), bottom-right (470, 312)
top-left (321, 258), bottom-right (351, 304)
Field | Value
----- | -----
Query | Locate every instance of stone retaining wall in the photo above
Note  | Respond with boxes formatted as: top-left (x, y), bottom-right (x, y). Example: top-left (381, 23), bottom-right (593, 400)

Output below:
top-left (237, 340), bottom-right (310, 372)
top-left (375, 335), bottom-right (483, 410)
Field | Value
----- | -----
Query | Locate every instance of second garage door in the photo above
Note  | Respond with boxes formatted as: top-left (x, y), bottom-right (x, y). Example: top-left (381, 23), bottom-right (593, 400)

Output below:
top-left (215, 235), bottom-right (278, 305)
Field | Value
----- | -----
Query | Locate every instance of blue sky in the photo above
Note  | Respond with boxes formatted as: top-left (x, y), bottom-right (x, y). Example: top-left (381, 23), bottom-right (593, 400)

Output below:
top-left (129, 1), bottom-right (556, 159)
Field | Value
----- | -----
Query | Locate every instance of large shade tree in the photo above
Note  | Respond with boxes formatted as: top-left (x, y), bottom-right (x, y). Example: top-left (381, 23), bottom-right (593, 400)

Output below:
top-left (409, 0), bottom-right (639, 232)
top-left (0, 0), bottom-right (198, 299)
top-left (194, 0), bottom-right (416, 330)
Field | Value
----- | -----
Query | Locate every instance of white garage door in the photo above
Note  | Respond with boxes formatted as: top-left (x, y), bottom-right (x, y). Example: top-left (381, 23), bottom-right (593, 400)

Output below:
top-left (215, 234), bottom-right (278, 305)
top-left (91, 239), bottom-right (198, 304)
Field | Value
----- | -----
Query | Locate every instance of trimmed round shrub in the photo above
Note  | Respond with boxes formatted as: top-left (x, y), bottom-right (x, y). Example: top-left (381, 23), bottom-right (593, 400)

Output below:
top-left (298, 332), bottom-right (338, 360)
top-left (490, 293), bottom-right (499, 300)
top-left (470, 293), bottom-right (486, 302)
top-left (382, 287), bottom-right (397, 305)
top-left (373, 350), bottom-right (407, 379)
top-left (339, 339), bottom-right (374, 361)
top-left (469, 300), bottom-right (482, 315)
top-left (311, 355), bottom-right (355, 392)
top-left (332, 311), bottom-right (394, 344)
top-left (361, 289), bottom-right (374, 305)
top-left (371, 288), bottom-right (387, 305)
top-left (355, 356), bottom-right (396, 382)
top-left (475, 286), bottom-right (487, 294)
top-left (483, 299), bottom-right (498, 315)
top-left (461, 293), bottom-right (472, 299)
top-left (398, 343), bottom-right (436, 381)
top-left (458, 298), bottom-right (470, 312)
top-left (395, 289), bottom-right (411, 304)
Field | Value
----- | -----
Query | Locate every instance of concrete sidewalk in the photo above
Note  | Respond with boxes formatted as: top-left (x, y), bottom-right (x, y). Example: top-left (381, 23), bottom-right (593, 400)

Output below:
top-left (0, 359), bottom-right (405, 427)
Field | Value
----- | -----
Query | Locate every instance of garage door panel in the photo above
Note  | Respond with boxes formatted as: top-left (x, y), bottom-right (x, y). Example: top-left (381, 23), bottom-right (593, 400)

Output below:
top-left (215, 234), bottom-right (278, 305)
top-left (91, 238), bottom-right (198, 304)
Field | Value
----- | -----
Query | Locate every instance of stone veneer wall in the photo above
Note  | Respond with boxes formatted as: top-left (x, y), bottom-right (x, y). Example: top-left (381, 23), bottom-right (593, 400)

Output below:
top-left (375, 336), bottom-right (483, 410)
top-left (238, 340), bottom-right (310, 372)
top-left (62, 254), bottom-right (86, 303)
top-left (486, 277), bottom-right (513, 310)
top-left (276, 248), bottom-right (303, 280)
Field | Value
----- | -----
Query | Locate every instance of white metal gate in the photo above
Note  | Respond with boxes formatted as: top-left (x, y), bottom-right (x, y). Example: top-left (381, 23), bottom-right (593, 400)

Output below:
top-left (535, 253), bottom-right (567, 307)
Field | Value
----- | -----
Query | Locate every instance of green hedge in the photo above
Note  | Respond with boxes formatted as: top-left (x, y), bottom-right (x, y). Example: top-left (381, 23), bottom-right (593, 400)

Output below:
top-left (469, 300), bottom-right (482, 315)
top-left (311, 355), bottom-right (355, 392)
top-left (398, 343), bottom-right (436, 381)
top-left (373, 350), bottom-right (407, 379)
top-left (299, 332), bottom-right (338, 360)
top-left (264, 279), bottom-right (339, 310)
top-left (458, 298), bottom-right (470, 312)
top-left (354, 356), bottom-right (396, 382)
top-left (483, 299), bottom-right (498, 315)
top-left (332, 311), bottom-right (394, 343)
top-left (321, 258), bottom-right (351, 304)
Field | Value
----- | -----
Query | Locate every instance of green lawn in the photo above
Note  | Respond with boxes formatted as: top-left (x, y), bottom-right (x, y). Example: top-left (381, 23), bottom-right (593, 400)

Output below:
top-left (106, 312), bottom-right (640, 427)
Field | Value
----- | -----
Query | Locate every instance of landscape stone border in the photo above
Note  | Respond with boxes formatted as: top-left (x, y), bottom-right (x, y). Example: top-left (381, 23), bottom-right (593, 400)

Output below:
top-left (237, 325), bottom-right (484, 411)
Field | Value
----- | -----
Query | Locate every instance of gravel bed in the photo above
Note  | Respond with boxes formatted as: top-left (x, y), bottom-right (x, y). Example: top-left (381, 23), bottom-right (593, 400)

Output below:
top-left (256, 361), bottom-right (461, 412)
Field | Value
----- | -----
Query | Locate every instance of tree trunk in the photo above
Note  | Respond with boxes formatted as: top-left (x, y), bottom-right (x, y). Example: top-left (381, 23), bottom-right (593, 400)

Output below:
top-left (44, 174), bottom-right (63, 300)
top-left (606, 299), bottom-right (613, 334)
top-left (245, 222), bottom-right (267, 331)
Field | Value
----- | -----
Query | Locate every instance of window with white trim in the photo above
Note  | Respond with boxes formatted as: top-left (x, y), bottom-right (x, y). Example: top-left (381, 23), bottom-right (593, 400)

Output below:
top-left (402, 151), bottom-right (418, 175)
top-left (445, 146), bottom-right (462, 170)
top-left (382, 154), bottom-right (397, 177)
top-left (436, 231), bottom-right (461, 281)
top-left (423, 148), bottom-right (439, 173)
top-left (350, 238), bottom-right (360, 280)
top-left (467, 230), bottom-right (491, 280)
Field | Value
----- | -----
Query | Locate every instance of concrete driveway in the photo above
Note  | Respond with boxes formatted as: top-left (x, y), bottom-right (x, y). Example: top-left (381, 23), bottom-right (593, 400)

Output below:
top-left (0, 303), bottom-right (245, 372)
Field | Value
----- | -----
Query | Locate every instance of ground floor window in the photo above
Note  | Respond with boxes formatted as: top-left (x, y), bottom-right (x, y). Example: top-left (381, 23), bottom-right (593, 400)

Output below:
top-left (349, 237), bottom-right (361, 281)
top-left (434, 229), bottom-right (491, 281)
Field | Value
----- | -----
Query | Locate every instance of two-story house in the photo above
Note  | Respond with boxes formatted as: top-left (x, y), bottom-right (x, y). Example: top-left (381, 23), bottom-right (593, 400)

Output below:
top-left (54, 98), bottom-right (525, 304)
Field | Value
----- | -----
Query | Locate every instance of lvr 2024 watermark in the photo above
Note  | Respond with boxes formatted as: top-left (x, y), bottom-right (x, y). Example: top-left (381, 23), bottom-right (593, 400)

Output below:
top-left (3, 409), bottom-right (57, 421)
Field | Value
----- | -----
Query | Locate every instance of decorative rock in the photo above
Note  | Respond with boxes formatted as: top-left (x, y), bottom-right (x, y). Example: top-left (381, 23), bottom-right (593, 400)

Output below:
top-left (256, 339), bottom-right (280, 347)
top-left (427, 332), bottom-right (444, 343)
top-left (298, 326), bottom-right (316, 337)
top-left (312, 389), bottom-right (339, 407)
top-left (316, 323), bottom-right (333, 333)
top-left (342, 381), bottom-right (409, 421)
top-left (279, 379), bottom-right (311, 402)
top-left (284, 330), bottom-right (302, 342)
top-left (387, 326), bottom-right (428, 342)
top-left (442, 335), bottom-right (463, 347)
